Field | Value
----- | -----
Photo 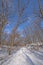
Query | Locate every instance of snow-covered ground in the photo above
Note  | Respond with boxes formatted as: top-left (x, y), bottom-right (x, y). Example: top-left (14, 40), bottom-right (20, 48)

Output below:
top-left (0, 47), bottom-right (43, 65)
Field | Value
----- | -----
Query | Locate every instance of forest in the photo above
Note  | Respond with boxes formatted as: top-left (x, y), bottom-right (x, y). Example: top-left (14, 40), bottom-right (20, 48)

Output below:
top-left (0, 0), bottom-right (43, 65)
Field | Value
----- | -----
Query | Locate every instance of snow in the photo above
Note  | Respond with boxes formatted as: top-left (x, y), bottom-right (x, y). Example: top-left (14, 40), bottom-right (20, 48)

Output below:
top-left (1, 47), bottom-right (43, 65)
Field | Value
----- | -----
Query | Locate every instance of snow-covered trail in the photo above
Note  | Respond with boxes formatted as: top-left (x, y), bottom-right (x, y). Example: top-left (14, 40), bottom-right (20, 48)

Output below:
top-left (2, 47), bottom-right (43, 65)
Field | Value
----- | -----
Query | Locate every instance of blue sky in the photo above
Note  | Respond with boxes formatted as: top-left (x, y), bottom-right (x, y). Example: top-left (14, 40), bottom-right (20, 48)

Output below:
top-left (1, 0), bottom-right (43, 34)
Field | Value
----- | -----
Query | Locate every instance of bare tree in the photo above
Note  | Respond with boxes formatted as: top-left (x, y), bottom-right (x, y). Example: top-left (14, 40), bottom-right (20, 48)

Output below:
top-left (7, 0), bottom-right (30, 54)
top-left (0, 0), bottom-right (8, 47)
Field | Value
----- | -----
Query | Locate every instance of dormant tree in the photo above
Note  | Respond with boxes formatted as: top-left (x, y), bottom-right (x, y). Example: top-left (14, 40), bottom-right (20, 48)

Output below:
top-left (8, 0), bottom-right (30, 54)
top-left (33, 0), bottom-right (43, 44)
top-left (0, 0), bottom-right (8, 47)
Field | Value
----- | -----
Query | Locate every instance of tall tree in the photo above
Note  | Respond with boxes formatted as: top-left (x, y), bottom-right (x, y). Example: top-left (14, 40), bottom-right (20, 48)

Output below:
top-left (0, 0), bottom-right (8, 47)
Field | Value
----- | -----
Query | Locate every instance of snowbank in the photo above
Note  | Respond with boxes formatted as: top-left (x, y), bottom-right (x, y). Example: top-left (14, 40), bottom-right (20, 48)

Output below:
top-left (2, 47), bottom-right (43, 65)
